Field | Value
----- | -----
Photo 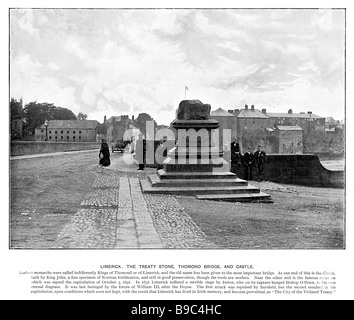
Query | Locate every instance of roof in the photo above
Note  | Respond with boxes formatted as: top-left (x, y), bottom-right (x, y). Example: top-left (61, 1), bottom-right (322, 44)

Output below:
top-left (267, 112), bottom-right (323, 119)
top-left (129, 124), bottom-right (139, 129)
top-left (39, 120), bottom-right (99, 129)
top-left (237, 109), bottom-right (270, 119)
top-left (210, 107), bottom-right (235, 117)
top-left (325, 117), bottom-right (340, 123)
top-left (276, 126), bottom-right (303, 131)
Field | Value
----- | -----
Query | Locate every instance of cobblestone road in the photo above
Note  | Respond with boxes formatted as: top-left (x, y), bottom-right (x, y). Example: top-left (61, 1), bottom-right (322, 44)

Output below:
top-left (57, 165), bottom-right (216, 249)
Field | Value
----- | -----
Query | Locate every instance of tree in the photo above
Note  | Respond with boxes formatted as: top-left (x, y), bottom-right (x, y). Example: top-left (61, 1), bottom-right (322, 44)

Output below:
top-left (23, 101), bottom-right (77, 134)
top-left (77, 112), bottom-right (88, 120)
top-left (10, 98), bottom-right (23, 120)
top-left (10, 98), bottom-right (24, 140)
top-left (303, 131), bottom-right (344, 155)
top-left (135, 113), bottom-right (157, 138)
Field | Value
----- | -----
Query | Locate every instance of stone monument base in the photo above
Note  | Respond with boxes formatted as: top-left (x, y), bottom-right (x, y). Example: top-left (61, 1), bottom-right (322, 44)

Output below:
top-left (140, 100), bottom-right (271, 202)
top-left (141, 168), bottom-right (271, 202)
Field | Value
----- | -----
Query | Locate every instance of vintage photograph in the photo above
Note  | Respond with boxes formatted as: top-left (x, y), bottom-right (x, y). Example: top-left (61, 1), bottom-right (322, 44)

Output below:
top-left (9, 8), bottom-right (345, 250)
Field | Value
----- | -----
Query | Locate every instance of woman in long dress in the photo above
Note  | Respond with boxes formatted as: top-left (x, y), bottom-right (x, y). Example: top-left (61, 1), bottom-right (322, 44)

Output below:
top-left (99, 139), bottom-right (111, 167)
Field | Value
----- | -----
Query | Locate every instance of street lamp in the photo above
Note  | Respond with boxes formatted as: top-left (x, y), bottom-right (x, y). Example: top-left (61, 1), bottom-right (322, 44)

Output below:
top-left (44, 120), bottom-right (48, 141)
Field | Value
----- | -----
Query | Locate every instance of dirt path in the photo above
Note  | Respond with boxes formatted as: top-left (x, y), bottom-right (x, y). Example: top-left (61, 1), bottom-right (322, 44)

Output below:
top-left (178, 181), bottom-right (344, 249)
top-left (9, 151), bottom-right (345, 249)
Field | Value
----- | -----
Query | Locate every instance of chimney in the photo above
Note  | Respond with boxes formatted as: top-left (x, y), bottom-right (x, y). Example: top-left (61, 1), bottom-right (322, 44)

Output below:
top-left (288, 109), bottom-right (293, 114)
top-left (245, 104), bottom-right (248, 110)
top-left (132, 115), bottom-right (135, 121)
top-left (228, 110), bottom-right (234, 114)
top-left (104, 115), bottom-right (106, 123)
top-left (251, 105), bottom-right (255, 111)
top-left (262, 108), bottom-right (267, 114)
top-left (234, 109), bottom-right (239, 114)
top-left (308, 111), bottom-right (312, 114)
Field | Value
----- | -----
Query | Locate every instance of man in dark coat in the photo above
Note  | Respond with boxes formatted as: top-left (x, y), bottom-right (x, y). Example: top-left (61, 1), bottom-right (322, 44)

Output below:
top-left (254, 145), bottom-right (267, 181)
top-left (99, 139), bottom-right (111, 167)
top-left (242, 146), bottom-right (254, 180)
top-left (230, 138), bottom-right (241, 176)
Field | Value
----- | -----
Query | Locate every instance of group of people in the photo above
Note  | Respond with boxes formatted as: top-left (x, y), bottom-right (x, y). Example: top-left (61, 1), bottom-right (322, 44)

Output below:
top-left (229, 138), bottom-right (267, 181)
top-left (98, 136), bottom-right (266, 182)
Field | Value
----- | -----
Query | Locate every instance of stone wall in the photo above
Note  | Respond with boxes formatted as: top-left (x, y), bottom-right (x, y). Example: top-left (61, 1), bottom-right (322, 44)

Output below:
top-left (11, 141), bottom-right (100, 156)
top-left (145, 142), bottom-right (344, 188)
top-left (261, 154), bottom-right (344, 188)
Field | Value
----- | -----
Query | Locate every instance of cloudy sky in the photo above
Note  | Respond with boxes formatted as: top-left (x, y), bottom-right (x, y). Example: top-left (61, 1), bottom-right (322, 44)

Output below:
top-left (10, 8), bottom-right (345, 124)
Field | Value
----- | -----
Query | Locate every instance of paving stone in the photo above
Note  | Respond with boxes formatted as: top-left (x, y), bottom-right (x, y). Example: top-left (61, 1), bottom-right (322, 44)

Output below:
top-left (57, 208), bottom-right (117, 248)
top-left (57, 165), bottom-right (216, 249)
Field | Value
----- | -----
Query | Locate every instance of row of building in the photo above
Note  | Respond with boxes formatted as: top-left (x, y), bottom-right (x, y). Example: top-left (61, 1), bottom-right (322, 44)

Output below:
top-left (210, 104), bottom-right (330, 154)
top-left (31, 104), bottom-right (342, 155)
top-left (34, 115), bottom-right (141, 144)
top-left (211, 104), bottom-right (326, 137)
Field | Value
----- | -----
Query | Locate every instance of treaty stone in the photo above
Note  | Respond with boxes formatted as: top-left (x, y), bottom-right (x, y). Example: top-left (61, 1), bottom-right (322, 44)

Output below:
top-left (176, 100), bottom-right (211, 120)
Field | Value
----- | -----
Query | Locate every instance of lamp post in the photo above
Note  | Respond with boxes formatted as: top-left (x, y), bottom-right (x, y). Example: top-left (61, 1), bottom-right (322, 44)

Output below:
top-left (44, 120), bottom-right (48, 141)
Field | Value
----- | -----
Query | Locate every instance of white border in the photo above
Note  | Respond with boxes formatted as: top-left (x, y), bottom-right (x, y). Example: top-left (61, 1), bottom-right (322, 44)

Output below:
top-left (2, 0), bottom-right (353, 300)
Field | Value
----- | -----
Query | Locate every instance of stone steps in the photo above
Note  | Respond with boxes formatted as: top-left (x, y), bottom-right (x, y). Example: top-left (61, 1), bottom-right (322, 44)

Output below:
top-left (196, 192), bottom-right (272, 202)
top-left (149, 174), bottom-right (248, 187)
top-left (157, 169), bottom-right (237, 180)
top-left (141, 178), bottom-right (263, 195)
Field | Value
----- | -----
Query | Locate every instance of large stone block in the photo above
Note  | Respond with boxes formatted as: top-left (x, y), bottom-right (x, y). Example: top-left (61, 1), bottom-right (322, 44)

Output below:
top-left (176, 100), bottom-right (211, 120)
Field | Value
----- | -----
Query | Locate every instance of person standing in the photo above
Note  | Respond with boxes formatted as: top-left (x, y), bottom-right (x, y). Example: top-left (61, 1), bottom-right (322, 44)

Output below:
top-left (230, 138), bottom-right (241, 176)
top-left (230, 138), bottom-right (240, 154)
top-left (99, 139), bottom-right (111, 167)
top-left (254, 145), bottom-right (267, 181)
top-left (242, 146), bottom-right (254, 180)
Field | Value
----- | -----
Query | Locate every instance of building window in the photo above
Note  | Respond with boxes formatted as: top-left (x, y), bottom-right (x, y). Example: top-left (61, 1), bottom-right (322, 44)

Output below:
top-left (79, 131), bottom-right (81, 134)
top-left (61, 131), bottom-right (63, 134)
top-left (61, 136), bottom-right (63, 140)
top-left (55, 136), bottom-right (57, 140)
top-left (55, 131), bottom-right (57, 134)
top-left (67, 131), bottom-right (69, 134)
top-left (49, 130), bottom-right (52, 133)
top-left (73, 131), bottom-right (76, 134)
top-left (79, 136), bottom-right (81, 141)
top-left (41, 129), bottom-right (44, 133)
top-left (49, 136), bottom-right (52, 140)
top-left (67, 136), bottom-right (69, 140)
top-left (73, 136), bottom-right (76, 141)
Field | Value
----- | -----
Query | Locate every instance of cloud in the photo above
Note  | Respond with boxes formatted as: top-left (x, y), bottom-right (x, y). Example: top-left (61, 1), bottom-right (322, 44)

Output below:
top-left (9, 9), bottom-right (346, 124)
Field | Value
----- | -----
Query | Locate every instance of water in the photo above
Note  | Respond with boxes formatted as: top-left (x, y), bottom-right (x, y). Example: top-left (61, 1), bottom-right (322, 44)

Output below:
top-left (320, 159), bottom-right (345, 171)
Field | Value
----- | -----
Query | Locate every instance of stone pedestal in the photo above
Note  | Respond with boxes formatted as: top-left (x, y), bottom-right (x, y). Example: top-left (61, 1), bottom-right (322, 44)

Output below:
top-left (141, 100), bottom-right (271, 202)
